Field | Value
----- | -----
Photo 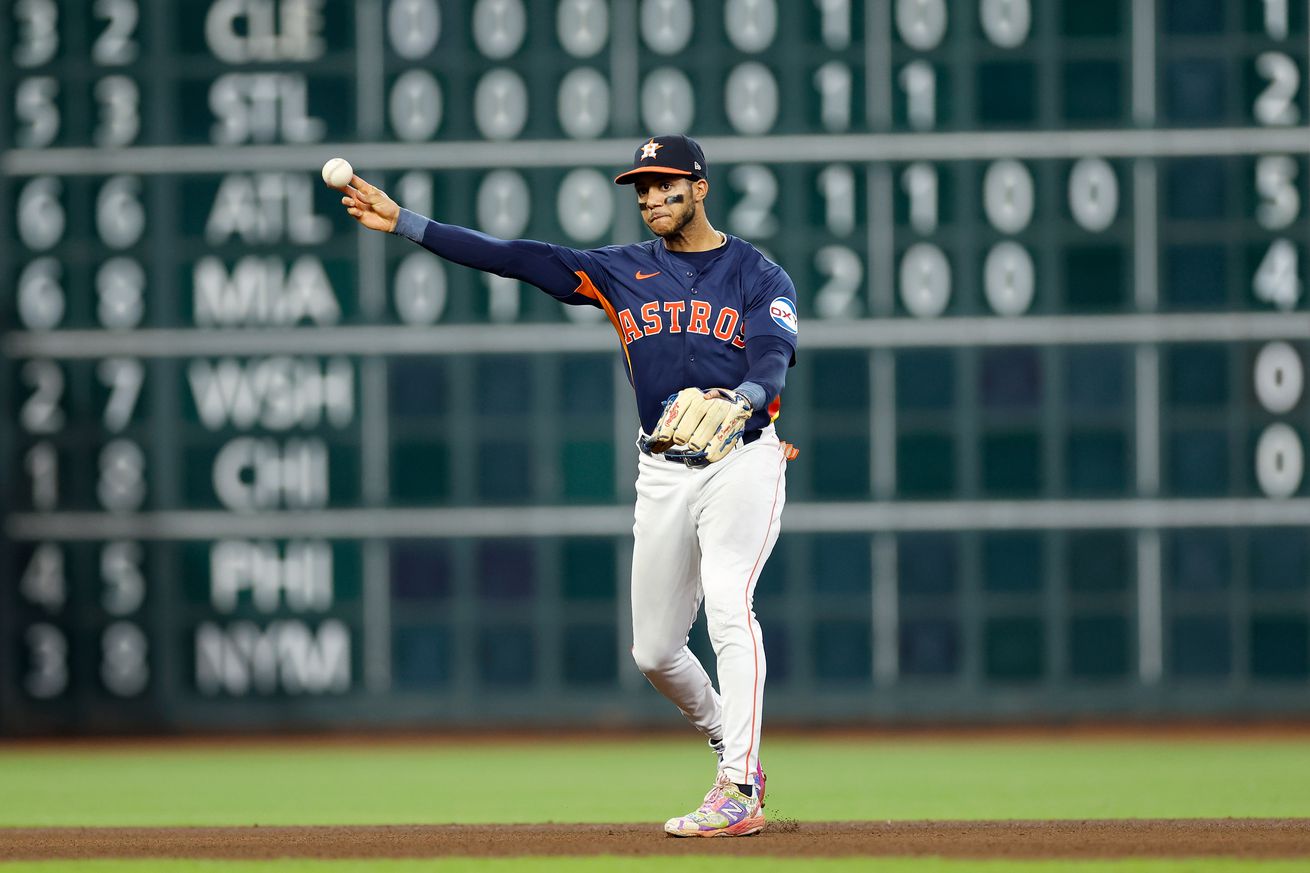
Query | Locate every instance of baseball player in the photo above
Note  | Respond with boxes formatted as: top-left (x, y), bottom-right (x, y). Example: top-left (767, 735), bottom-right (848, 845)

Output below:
top-left (332, 135), bottom-right (798, 837)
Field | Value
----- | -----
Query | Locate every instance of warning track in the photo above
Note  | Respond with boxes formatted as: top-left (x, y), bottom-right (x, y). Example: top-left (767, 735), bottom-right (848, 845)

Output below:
top-left (3, 819), bottom-right (1309, 860)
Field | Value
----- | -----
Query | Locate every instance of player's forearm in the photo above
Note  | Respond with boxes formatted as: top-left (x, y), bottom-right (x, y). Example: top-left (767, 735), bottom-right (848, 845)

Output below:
top-left (392, 208), bottom-right (582, 297)
top-left (735, 338), bottom-right (792, 411)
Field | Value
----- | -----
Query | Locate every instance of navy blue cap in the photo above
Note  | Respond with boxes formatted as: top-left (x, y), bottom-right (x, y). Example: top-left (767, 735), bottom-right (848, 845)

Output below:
top-left (614, 134), bottom-right (708, 184)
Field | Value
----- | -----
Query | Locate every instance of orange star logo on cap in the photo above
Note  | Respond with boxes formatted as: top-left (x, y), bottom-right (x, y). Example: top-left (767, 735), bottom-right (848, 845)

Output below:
top-left (640, 139), bottom-right (663, 160)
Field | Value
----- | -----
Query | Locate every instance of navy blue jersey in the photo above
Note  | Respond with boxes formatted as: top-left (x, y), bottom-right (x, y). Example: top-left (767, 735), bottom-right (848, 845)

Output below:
top-left (394, 211), bottom-right (798, 434)
top-left (549, 237), bottom-right (799, 433)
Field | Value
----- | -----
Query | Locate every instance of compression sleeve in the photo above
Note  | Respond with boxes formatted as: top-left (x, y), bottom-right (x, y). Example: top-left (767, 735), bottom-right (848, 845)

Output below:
top-left (734, 335), bottom-right (792, 410)
top-left (393, 207), bottom-right (584, 300)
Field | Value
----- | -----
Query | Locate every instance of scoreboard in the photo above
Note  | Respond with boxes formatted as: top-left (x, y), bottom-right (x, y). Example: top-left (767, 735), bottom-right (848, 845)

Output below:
top-left (3, 0), bottom-right (1310, 735)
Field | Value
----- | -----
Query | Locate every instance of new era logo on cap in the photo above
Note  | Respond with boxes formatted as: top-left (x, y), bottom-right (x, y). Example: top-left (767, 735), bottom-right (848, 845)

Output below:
top-left (615, 134), bottom-right (709, 185)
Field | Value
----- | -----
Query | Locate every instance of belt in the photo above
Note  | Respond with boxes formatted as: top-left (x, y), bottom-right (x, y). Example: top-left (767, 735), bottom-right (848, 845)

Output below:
top-left (638, 428), bottom-right (763, 467)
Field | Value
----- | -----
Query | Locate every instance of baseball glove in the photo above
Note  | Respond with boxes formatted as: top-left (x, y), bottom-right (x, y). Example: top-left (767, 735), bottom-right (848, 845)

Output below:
top-left (647, 387), bottom-right (753, 463)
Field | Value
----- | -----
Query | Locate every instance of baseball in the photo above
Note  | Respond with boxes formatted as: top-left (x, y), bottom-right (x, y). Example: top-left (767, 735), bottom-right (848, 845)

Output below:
top-left (321, 157), bottom-right (353, 188)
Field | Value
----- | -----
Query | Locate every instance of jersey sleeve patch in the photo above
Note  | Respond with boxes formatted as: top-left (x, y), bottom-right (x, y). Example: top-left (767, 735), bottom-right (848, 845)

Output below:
top-left (769, 296), bottom-right (799, 334)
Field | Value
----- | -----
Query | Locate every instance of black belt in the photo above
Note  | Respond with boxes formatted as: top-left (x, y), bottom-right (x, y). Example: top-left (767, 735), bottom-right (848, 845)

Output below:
top-left (638, 428), bottom-right (763, 467)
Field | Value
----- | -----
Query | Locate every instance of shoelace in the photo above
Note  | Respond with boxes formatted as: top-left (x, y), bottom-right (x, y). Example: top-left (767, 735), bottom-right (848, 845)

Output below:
top-left (700, 772), bottom-right (735, 808)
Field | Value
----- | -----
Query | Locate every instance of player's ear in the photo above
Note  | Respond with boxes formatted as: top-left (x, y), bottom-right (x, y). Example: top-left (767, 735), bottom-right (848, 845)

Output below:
top-left (693, 178), bottom-right (709, 201)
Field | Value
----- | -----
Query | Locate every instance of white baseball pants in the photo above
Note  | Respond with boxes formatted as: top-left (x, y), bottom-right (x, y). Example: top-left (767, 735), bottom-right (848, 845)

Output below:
top-left (629, 426), bottom-right (788, 786)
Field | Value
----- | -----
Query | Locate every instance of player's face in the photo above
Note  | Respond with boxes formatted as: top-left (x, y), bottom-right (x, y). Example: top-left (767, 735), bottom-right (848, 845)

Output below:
top-left (634, 176), bottom-right (698, 237)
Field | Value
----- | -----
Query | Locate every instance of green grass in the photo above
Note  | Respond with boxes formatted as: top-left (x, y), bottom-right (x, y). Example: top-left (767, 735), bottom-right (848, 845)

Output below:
top-left (1, 737), bottom-right (1308, 827)
top-left (2, 860), bottom-right (1310, 873)
top-left (2, 737), bottom-right (1306, 871)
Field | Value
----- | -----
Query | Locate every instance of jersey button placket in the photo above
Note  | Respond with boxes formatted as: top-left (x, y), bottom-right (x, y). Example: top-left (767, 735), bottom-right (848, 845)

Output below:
top-left (688, 286), bottom-right (694, 361)
top-left (680, 273), bottom-right (696, 366)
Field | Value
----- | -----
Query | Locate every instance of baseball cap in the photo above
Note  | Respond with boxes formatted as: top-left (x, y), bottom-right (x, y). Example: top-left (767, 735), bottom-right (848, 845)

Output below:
top-left (613, 134), bottom-right (709, 185)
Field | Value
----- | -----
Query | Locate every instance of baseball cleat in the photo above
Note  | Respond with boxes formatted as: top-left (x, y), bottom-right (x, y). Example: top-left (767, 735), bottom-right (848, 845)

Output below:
top-left (664, 771), bottom-right (765, 837)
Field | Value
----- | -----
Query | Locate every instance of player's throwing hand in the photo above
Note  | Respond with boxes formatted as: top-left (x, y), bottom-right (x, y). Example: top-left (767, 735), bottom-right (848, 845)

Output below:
top-left (336, 173), bottom-right (400, 234)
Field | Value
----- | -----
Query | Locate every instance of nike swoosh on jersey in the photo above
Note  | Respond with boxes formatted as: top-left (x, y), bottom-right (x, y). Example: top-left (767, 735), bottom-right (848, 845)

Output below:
top-left (635, 270), bottom-right (661, 280)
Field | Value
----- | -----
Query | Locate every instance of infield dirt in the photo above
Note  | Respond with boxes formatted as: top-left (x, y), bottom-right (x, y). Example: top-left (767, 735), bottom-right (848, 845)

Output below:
top-left (4, 820), bottom-right (1310, 860)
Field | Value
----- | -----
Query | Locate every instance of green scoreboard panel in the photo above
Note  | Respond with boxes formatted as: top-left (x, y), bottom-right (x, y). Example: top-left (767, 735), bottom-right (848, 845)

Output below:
top-left (3, 0), bottom-right (1310, 734)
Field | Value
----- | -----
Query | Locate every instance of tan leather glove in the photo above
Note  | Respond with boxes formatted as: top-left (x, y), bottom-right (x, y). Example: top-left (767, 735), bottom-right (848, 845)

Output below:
top-left (647, 387), bottom-right (753, 463)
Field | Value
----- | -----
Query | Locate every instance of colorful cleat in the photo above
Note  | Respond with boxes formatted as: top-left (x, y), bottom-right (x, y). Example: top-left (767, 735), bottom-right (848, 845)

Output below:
top-left (664, 770), bottom-right (765, 837)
